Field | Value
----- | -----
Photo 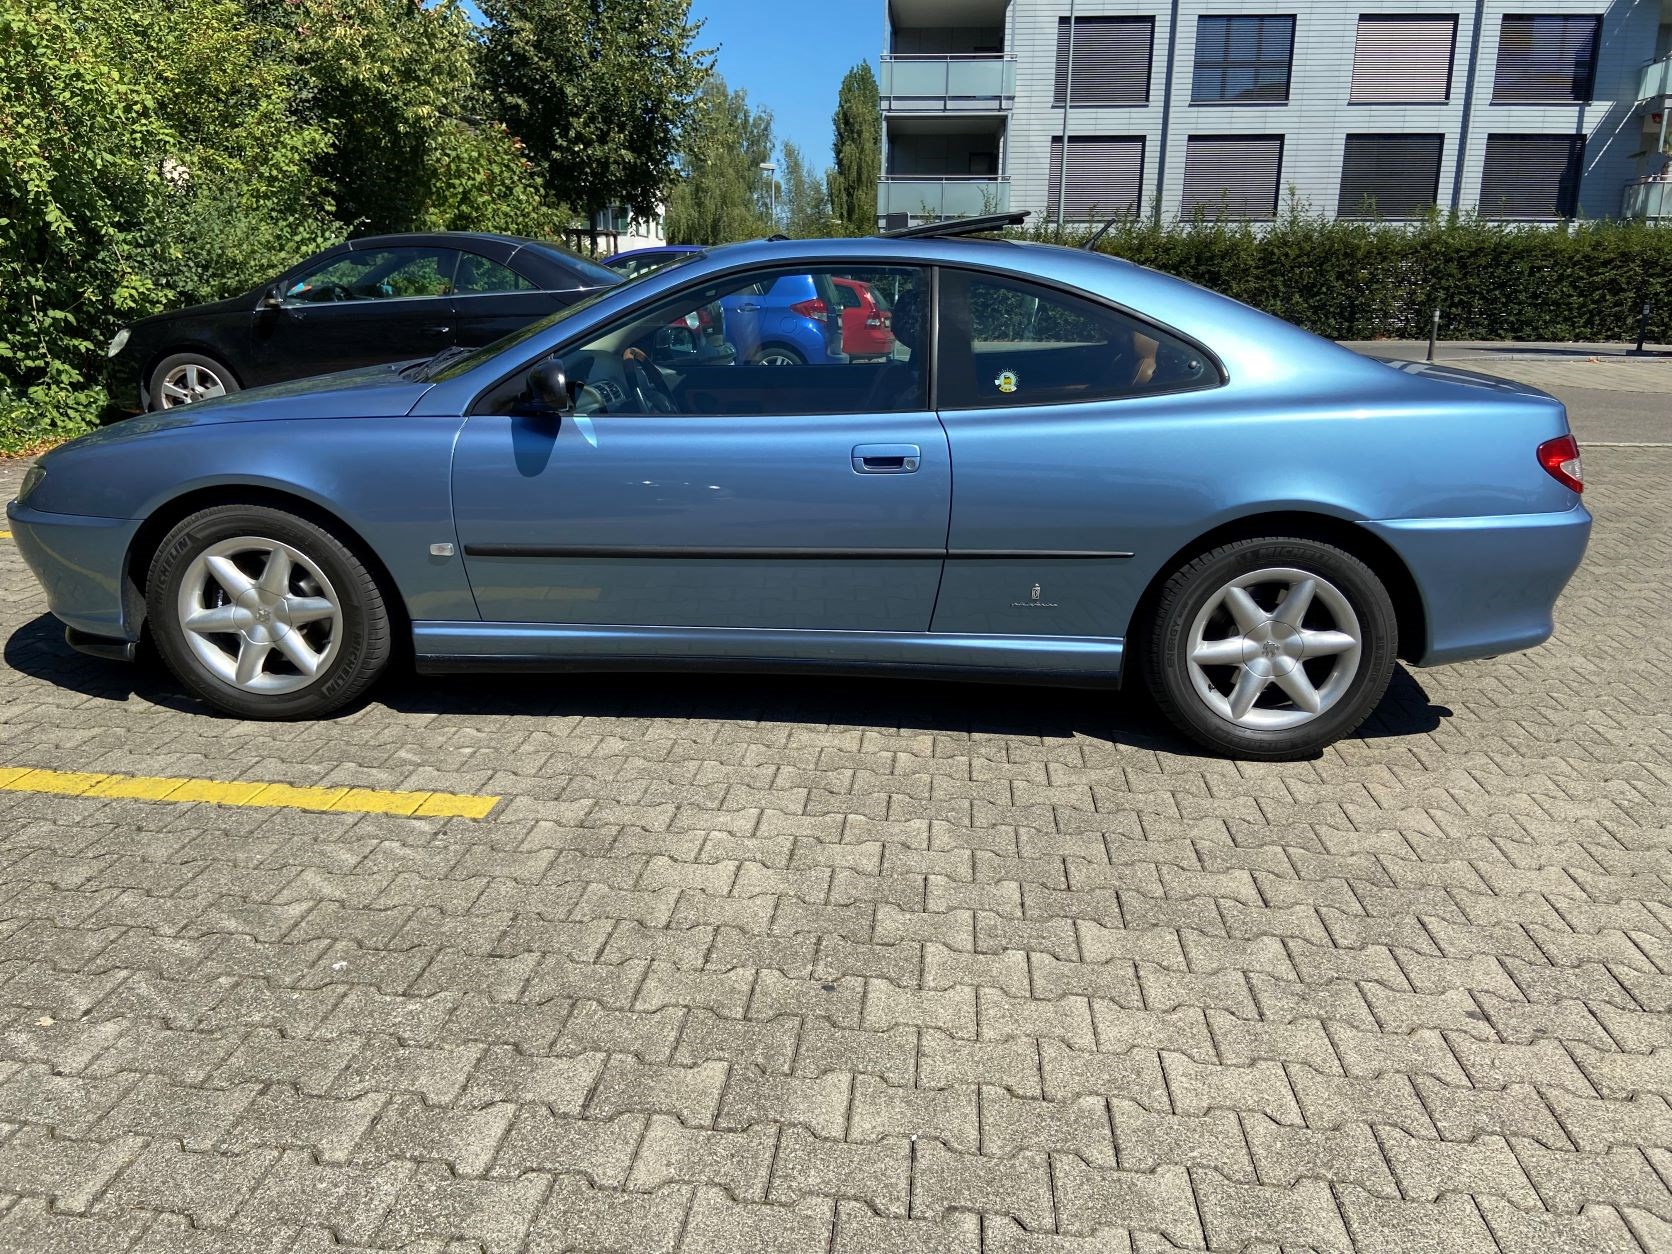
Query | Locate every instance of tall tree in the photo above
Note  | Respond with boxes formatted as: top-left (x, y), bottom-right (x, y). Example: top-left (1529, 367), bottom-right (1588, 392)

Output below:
top-left (478, 0), bottom-right (710, 219)
top-left (829, 62), bottom-right (881, 235)
top-left (664, 75), bottom-right (775, 245)
top-left (778, 142), bottom-right (833, 238)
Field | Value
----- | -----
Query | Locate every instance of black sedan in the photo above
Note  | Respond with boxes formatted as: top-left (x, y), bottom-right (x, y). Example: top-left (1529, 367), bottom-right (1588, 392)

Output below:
top-left (104, 231), bottom-right (620, 414)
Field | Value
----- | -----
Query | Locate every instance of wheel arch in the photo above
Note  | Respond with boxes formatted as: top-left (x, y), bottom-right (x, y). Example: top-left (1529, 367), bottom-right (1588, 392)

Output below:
top-left (123, 484), bottom-right (410, 653)
top-left (1127, 511), bottom-right (1427, 673)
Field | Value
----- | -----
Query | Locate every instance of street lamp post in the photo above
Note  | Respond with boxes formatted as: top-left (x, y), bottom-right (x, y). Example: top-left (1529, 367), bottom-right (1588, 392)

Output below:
top-left (759, 162), bottom-right (777, 226)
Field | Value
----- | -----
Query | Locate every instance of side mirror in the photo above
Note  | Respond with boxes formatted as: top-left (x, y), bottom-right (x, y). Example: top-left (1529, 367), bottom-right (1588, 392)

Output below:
top-left (528, 358), bottom-right (574, 416)
top-left (260, 287), bottom-right (284, 310)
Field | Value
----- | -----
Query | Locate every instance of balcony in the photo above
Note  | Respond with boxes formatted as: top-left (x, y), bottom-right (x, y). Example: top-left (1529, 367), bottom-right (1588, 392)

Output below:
top-left (881, 55), bottom-right (1016, 111)
top-left (878, 177), bottom-right (1011, 220)
top-left (1642, 55), bottom-right (1672, 103)
top-left (1624, 178), bottom-right (1672, 222)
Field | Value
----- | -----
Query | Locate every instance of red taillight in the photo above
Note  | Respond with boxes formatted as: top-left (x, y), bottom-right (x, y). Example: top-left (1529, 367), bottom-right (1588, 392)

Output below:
top-left (1537, 435), bottom-right (1583, 493)
top-left (790, 298), bottom-right (828, 319)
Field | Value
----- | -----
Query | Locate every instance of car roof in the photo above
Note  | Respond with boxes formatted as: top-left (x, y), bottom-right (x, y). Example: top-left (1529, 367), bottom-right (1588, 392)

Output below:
top-left (345, 231), bottom-right (540, 251)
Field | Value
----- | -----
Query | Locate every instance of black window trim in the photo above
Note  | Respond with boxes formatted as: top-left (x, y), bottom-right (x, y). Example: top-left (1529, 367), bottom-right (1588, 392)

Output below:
top-left (1348, 13), bottom-right (1460, 106)
top-left (930, 263), bottom-right (1228, 413)
top-left (1189, 14), bottom-right (1298, 107)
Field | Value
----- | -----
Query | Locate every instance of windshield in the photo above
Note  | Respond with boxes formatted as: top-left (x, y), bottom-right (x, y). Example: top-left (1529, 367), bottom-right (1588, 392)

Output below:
top-left (426, 250), bottom-right (708, 382)
top-left (523, 242), bottom-right (632, 290)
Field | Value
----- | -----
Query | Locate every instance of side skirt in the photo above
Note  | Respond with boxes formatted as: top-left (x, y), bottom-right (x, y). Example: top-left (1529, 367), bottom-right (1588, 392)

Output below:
top-left (412, 622), bottom-right (1126, 688)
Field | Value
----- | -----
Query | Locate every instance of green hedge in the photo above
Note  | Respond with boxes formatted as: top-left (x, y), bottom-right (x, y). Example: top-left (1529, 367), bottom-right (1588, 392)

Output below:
top-left (1017, 207), bottom-right (1672, 345)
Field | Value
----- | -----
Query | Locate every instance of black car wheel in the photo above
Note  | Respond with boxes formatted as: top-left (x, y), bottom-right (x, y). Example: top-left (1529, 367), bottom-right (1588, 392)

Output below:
top-left (149, 352), bottom-right (241, 410)
top-left (146, 505), bottom-right (391, 719)
top-left (1143, 537), bottom-right (1397, 760)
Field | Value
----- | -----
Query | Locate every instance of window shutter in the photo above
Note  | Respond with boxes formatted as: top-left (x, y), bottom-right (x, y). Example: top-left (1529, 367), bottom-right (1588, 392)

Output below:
top-left (1350, 17), bottom-right (1457, 103)
top-left (1047, 136), bottom-right (1145, 219)
top-left (1180, 137), bottom-right (1284, 220)
top-left (1479, 134), bottom-right (1585, 218)
top-left (1055, 17), bottom-right (1154, 105)
top-left (1337, 135), bottom-right (1444, 218)
top-left (1492, 16), bottom-right (1600, 103)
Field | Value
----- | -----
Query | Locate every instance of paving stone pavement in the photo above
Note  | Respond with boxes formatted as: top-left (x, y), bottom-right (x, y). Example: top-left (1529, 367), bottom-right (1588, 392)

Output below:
top-left (0, 449), bottom-right (1669, 1253)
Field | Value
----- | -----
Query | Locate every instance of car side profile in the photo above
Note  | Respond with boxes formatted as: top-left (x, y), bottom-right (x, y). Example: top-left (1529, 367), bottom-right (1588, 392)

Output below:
top-left (11, 219), bottom-right (1589, 758)
top-left (104, 231), bottom-right (620, 415)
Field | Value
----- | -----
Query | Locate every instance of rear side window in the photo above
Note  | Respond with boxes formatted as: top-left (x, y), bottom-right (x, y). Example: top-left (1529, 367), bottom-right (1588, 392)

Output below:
top-left (455, 253), bottom-right (535, 294)
top-left (936, 270), bottom-right (1219, 409)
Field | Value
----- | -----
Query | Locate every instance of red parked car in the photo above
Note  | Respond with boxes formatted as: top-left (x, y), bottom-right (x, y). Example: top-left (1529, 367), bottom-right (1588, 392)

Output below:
top-left (832, 277), bottom-right (896, 361)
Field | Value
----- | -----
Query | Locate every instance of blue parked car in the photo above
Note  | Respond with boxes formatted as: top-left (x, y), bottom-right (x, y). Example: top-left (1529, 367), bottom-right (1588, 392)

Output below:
top-left (606, 247), bottom-right (845, 366)
top-left (9, 215), bottom-right (1589, 758)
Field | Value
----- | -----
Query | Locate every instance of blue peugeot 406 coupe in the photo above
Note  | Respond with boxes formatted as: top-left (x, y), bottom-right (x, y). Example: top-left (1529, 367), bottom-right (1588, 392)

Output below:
top-left (8, 216), bottom-right (1589, 758)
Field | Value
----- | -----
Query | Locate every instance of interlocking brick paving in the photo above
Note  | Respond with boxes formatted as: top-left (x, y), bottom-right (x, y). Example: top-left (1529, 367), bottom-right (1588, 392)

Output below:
top-left (0, 448), bottom-right (1667, 1252)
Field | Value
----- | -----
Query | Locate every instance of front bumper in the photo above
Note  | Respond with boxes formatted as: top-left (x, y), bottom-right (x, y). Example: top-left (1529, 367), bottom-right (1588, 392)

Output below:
top-left (1366, 503), bottom-right (1592, 667)
top-left (5, 500), bottom-right (142, 642)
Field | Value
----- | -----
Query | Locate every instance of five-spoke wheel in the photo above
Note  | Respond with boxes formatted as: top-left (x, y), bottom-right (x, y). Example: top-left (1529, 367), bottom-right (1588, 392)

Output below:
top-left (148, 352), bottom-right (240, 410)
top-left (1145, 538), bottom-right (1396, 758)
top-left (147, 505), bottom-right (390, 719)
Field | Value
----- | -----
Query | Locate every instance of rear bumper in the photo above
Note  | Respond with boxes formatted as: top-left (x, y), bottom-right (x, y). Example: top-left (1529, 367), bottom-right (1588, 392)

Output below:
top-left (1366, 504), bottom-right (1591, 667)
top-left (5, 500), bottom-right (141, 642)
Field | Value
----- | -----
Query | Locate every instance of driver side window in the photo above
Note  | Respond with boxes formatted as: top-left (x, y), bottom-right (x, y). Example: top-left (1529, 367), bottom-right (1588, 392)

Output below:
top-left (548, 265), bottom-right (929, 418)
top-left (283, 247), bottom-right (460, 305)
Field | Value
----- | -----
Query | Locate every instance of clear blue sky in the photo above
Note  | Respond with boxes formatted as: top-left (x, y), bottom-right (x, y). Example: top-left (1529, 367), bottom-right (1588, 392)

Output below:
top-left (688, 0), bottom-right (880, 171)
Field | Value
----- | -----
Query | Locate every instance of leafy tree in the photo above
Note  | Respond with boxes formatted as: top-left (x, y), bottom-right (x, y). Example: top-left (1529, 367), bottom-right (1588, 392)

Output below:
top-left (478, 0), bottom-right (710, 219)
top-left (664, 75), bottom-right (776, 245)
top-left (778, 143), bottom-right (834, 238)
top-left (830, 62), bottom-right (881, 235)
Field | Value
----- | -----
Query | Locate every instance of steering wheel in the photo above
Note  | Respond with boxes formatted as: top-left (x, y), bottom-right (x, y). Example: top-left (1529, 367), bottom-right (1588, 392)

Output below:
top-left (623, 350), bottom-right (678, 414)
top-left (325, 283), bottom-right (353, 303)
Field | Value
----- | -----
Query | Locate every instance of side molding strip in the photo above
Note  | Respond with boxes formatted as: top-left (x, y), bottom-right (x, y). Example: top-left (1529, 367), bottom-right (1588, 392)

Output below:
top-left (462, 545), bottom-right (1135, 560)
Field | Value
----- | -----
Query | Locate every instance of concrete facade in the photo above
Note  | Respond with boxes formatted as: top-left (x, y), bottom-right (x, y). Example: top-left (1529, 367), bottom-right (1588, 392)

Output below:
top-left (879, 0), bottom-right (1669, 225)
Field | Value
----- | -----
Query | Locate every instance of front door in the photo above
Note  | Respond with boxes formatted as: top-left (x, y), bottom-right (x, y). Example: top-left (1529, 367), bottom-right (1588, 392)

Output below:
top-left (451, 264), bottom-right (948, 631)
top-left (252, 245), bottom-right (460, 381)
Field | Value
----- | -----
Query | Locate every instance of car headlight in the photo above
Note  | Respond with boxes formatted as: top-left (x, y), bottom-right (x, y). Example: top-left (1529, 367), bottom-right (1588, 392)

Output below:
top-left (106, 328), bottom-right (131, 358)
top-left (18, 464), bottom-right (45, 504)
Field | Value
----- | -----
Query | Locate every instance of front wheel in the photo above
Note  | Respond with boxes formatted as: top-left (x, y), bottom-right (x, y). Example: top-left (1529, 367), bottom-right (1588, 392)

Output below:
top-left (149, 352), bottom-right (240, 410)
top-left (145, 505), bottom-right (391, 719)
top-left (1142, 538), bottom-right (1397, 759)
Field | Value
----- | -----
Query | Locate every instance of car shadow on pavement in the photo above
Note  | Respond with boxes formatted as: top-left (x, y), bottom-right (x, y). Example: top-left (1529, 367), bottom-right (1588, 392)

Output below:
top-left (5, 611), bottom-right (1448, 753)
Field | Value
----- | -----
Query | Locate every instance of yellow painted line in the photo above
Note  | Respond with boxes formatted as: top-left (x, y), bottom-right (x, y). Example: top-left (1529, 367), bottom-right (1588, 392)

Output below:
top-left (0, 766), bottom-right (498, 819)
top-left (0, 529), bottom-right (11, 539)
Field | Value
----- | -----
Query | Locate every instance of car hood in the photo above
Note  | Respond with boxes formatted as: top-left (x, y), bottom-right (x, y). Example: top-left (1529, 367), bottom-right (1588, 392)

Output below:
top-left (131, 291), bottom-right (253, 328)
top-left (57, 363), bottom-right (434, 453)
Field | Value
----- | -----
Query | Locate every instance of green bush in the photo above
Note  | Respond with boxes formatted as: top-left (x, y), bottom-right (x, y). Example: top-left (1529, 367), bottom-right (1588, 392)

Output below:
top-left (1018, 203), bottom-right (1672, 344)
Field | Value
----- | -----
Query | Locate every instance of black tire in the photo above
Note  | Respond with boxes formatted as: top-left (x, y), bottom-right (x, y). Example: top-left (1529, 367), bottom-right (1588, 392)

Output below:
top-left (145, 505), bottom-right (391, 720)
top-left (750, 344), bottom-right (805, 367)
top-left (147, 352), bottom-right (241, 411)
top-left (1141, 537), bottom-right (1397, 760)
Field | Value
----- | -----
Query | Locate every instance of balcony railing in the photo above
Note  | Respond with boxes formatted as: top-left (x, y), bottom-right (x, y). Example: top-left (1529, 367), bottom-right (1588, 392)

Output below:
top-left (1623, 177), bottom-right (1672, 222)
top-left (1641, 55), bottom-right (1672, 103)
top-left (880, 55), bottom-right (1016, 111)
top-left (878, 176), bottom-right (1011, 220)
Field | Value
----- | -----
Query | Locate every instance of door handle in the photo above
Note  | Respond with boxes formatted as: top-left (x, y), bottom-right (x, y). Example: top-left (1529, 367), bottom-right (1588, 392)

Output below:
top-left (852, 443), bottom-right (921, 474)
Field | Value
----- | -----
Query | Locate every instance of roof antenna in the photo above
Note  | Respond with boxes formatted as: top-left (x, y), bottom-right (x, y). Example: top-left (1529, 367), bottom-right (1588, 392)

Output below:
top-left (1083, 214), bottom-right (1123, 252)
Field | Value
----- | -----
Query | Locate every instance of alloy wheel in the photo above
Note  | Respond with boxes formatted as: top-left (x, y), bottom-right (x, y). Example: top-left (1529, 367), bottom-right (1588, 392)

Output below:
top-left (1185, 566), bottom-right (1363, 731)
top-left (158, 362), bottom-right (228, 407)
top-left (175, 536), bottom-right (342, 693)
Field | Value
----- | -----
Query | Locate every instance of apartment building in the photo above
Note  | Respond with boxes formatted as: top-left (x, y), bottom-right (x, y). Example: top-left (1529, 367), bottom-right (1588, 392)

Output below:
top-left (877, 0), bottom-right (1670, 227)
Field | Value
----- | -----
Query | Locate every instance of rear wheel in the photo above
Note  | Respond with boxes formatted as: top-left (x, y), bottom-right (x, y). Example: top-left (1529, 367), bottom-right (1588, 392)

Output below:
top-left (751, 344), bottom-right (805, 367)
top-left (1142, 537), bottom-right (1396, 759)
top-left (146, 505), bottom-right (390, 719)
top-left (149, 352), bottom-right (240, 410)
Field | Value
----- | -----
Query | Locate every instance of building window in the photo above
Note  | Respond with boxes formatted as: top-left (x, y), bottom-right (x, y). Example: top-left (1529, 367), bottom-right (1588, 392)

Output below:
top-left (1478, 134), bottom-right (1584, 218)
top-left (1337, 135), bottom-right (1445, 218)
top-left (1492, 16), bottom-right (1600, 103)
top-left (1181, 136), bottom-right (1284, 220)
top-left (1350, 16), bottom-right (1457, 103)
top-left (1191, 16), bottom-right (1295, 104)
top-left (1047, 136), bottom-right (1145, 220)
top-left (1054, 17), bottom-right (1154, 106)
